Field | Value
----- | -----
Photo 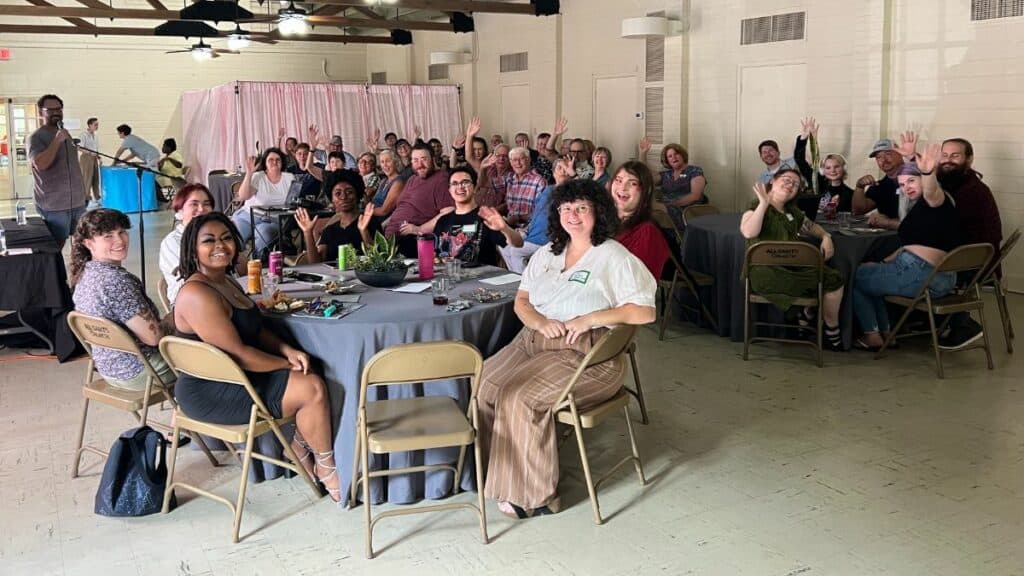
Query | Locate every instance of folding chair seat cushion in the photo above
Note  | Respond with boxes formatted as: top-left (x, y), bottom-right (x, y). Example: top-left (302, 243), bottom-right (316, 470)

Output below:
top-left (365, 396), bottom-right (475, 453)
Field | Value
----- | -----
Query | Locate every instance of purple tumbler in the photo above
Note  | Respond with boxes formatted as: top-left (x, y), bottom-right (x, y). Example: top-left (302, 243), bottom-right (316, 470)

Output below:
top-left (417, 234), bottom-right (436, 280)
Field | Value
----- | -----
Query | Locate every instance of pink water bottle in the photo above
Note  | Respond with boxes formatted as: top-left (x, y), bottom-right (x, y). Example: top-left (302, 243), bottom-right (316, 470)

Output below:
top-left (417, 234), bottom-right (435, 280)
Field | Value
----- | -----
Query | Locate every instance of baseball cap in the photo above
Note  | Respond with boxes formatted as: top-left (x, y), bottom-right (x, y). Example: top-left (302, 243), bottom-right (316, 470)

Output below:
top-left (869, 138), bottom-right (895, 158)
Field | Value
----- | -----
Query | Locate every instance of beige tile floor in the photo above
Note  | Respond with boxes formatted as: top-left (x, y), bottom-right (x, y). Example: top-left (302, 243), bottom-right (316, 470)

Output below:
top-left (2, 209), bottom-right (1023, 575)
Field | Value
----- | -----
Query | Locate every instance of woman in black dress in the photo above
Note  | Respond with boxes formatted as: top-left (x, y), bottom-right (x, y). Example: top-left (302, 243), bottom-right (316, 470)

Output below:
top-left (173, 213), bottom-right (340, 501)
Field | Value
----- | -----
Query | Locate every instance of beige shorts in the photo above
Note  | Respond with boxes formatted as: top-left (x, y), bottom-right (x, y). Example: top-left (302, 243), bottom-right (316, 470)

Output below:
top-left (106, 352), bottom-right (177, 391)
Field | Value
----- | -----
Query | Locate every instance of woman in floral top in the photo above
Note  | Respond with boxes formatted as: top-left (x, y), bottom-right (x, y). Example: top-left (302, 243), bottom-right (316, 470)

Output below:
top-left (71, 208), bottom-right (174, 390)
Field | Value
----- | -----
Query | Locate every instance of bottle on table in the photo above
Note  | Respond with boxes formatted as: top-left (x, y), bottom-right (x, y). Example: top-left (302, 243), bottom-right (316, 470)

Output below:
top-left (16, 201), bottom-right (27, 226)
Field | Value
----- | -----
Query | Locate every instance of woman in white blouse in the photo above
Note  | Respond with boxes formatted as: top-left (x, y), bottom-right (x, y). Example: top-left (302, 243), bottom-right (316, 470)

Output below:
top-left (230, 148), bottom-right (295, 260)
top-left (478, 179), bottom-right (657, 519)
top-left (159, 183), bottom-right (215, 306)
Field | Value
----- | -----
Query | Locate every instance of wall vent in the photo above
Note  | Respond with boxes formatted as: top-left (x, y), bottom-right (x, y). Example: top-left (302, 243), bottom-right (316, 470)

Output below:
top-left (428, 64), bottom-right (449, 81)
top-left (971, 0), bottom-right (1024, 20)
top-left (741, 11), bottom-right (805, 45)
top-left (370, 71), bottom-right (387, 85)
top-left (499, 52), bottom-right (529, 73)
top-left (645, 11), bottom-right (665, 83)
top-left (644, 87), bottom-right (664, 145)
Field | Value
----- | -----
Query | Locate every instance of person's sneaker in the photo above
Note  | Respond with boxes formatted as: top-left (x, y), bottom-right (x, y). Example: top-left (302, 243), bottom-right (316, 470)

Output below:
top-left (938, 323), bottom-right (983, 350)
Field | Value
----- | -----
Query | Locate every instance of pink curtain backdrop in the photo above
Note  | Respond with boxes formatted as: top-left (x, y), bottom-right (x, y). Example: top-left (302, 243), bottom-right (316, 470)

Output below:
top-left (181, 82), bottom-right (463, 186)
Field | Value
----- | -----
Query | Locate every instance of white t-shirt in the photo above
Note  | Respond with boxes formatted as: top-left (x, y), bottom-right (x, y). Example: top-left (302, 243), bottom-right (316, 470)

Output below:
top-left (159, 222), bottom-right (184, 305)
top-left (519, 240), bottom-right (656, 323)
top-left (242, 171), bottom-right (294, 209)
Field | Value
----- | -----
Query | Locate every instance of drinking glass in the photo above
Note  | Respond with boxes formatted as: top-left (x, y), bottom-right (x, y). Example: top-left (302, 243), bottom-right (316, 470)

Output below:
top-left (444, 257), bottom-right (462, 282)
top-left (261, 271), bottom-right (279, 301)
top-left (838, 211), bottom-right (852, 229)
top-left (431, 276), bottom-right (450, 306)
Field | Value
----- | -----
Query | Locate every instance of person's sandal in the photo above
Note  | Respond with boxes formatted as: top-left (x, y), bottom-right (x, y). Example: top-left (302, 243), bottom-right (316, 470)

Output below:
top-left (291, 431), bottom-right (316, 481)
top-left (314, 450), bottom-right (341, 503)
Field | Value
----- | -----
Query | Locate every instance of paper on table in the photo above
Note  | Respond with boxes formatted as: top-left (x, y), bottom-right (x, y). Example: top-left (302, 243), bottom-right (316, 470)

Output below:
top-left (480, 273), bottom-right (522, 286)
top-left (390, 282), bottom-right (431, 293)
top-left (3, 248), bottom-right (33, 256)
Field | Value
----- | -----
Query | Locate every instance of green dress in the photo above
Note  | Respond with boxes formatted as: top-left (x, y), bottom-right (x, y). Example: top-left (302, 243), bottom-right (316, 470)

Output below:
top-left (744, 200), bottom-right (844, 310)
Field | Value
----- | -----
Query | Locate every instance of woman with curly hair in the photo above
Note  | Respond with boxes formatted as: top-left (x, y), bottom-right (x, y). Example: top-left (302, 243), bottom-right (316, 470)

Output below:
top-left (172, 212), bottom-right (339, 500)
top-left (71, 208), bottom-right (174, 391)
top-left (477, 179), bottom-right (657, 519)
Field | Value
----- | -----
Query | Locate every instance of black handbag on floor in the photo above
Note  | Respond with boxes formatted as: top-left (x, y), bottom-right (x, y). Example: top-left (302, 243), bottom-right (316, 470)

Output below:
top-left (95, 425), bottom-right (176, 517)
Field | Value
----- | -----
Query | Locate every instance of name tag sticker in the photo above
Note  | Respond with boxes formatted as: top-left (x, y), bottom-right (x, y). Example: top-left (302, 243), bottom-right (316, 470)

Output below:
top-left (786, 213), bottom-right (794, 221)
top-left (462, 224), bottom-right (478, 234)
top-left (568, 270), bottom-right (591, 285)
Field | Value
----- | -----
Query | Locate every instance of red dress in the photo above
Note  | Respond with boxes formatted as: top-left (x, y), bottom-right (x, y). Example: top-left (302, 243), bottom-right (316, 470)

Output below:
top-left (616, 220), bottom-right (670, 279)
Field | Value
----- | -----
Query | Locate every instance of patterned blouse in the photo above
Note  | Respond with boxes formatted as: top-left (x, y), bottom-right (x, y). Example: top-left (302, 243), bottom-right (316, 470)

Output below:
top-left (72, 261), bottom-right (161, 380)
top-left (660, 165), bottom-right (705, 203)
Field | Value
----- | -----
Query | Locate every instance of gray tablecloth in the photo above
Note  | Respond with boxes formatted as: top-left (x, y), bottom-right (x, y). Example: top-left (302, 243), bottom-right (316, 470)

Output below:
top-left (207, 172), bottom-right (243, 215)
top-left (681, 213), bottom-right (900, 349)
top-left (263, 265), bottom-right (521, 506)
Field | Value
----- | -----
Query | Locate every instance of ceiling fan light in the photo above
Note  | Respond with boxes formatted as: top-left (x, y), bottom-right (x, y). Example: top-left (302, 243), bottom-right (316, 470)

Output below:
top-left (227, 34), bottom-right (251, 50)
top-left (279, 16), bottom-right (308, 36)
top-left (192, 48), bottom-right (213, 62)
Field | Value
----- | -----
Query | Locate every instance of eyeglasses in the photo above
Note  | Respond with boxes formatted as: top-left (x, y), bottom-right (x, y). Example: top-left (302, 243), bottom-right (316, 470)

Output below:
top-left (42, 107), bottom-right (63, 112)
top-left (449, 180), bottom-right (473, 189)
top-left (558, 204), bottom-right (592, 216)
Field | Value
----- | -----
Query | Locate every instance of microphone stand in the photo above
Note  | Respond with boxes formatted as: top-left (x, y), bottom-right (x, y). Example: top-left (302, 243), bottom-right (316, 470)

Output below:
top-left (73, 142), bottom-right (162, 290)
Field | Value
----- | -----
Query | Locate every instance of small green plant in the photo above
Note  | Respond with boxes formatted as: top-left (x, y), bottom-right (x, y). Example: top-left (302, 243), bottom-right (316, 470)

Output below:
top-left (354, 232), bottom-right (407, 272)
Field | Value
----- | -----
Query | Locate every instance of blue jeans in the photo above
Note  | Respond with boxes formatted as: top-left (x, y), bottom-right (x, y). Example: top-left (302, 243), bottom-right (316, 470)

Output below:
top-left (39, 205), bottom-right (87, 247)
top-left (853, 251), bottom-right (955, 334)
top-left (232, 208), bottom-right (280, 260)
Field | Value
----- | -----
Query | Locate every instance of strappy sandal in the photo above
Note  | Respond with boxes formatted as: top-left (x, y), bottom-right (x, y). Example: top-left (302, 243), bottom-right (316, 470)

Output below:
top-left (291, 431), bottom-right (316, 480)
top-left (314, 450), bottom-right (342, 503)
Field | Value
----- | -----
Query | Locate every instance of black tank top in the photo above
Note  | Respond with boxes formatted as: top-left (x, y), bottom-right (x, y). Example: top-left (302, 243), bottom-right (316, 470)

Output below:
top-left (898, 194), bottom-right (960, 253)
top-left (174, 279), bottom-right (263, 347)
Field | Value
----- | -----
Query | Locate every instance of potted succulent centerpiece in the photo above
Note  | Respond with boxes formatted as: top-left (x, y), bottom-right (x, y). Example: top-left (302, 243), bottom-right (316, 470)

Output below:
top-left (353, 232), bottom-right (409, 288)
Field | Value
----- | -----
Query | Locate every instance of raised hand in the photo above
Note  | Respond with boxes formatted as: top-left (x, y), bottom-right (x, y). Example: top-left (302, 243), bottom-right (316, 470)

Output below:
top-left (246, 155), bottom-right (259, 174)
top-left (307, 124), bottom-right (320, 145)
top-left (800, 117), bottom-right (819, 139)
top-left (480, 153), bottom-right (497, 169)
top-left (466, 117), bottom-right (482, 139)
top-left (752, 181), bottom-right (770, 205)
top-left (554, 156), bottom-right (576, 183)
top-left (916, 142), bottom-right (941, 174)
top-left (479, 205), bottom-right (508, 231)
top-left (553, 117), bottom-right (569, 137)
top-left (413, 125), bottom-right (422, 140)
top-left (357, 202), bottom-right (374, 231)
top-left (453, 134), bottom-right (466, 149)
top-left (398, 221), bottom-right (420, 236)
top-left (639, 136), bottom-right (652, 156)
top-left (278, 126), bottom-right (286, 139)
top-left (895, 130), bottom-right (918, 159)
top-left (294, 207), bottom-right (318, 233)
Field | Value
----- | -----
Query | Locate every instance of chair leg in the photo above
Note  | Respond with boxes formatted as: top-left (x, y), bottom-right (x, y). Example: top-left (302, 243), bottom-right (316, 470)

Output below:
top-left (977, 299), bottom-right (995, 370)
top-left (349, 435), bottom-right (361, 509)
top-left (570, 406), bottom-right (602, 525)
top-left (876, 304), bottom-right (916, 359)
top-left (659, 278), bottom-right (677, 341)
top-left (742, 291), bottom-right (751, 361)
top-left (232, 429), bottom-right (257, 544)
top-left (453, 445), bottom-right (467, 495)
top-left (71, 397), bottom-right (90, 479)
top-left (995, 286), bottom-right (1013, 353)
top-left (162, 421), bottom-right (181, 514)
top-left (816, 301), bottom-right (823, 368)
top-left (473, 437), bottom-right (489, 545)
top-left (273, 424), bottom-right (320, 496)
top-left (627, 349), bottom-right (648, 425)
top-left (191, 433), bottom-right (220, 468)
top-left (362, 433), bottom-right (374, 559)
top-left (926, 307), bottom-right (945, 379)
top-left (622, 406), bottom-right (646, 486)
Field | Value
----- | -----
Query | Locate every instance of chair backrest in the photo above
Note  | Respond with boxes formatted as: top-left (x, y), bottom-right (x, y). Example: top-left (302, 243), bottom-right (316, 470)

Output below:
top-left (157, 277), bottom-right (172, 316)
top-left (159, 336), bottom-right (276, 418)
top-left (67, 311), bottom-right (145, 356)
top-left (935, 243), bottom-right (995, 293)
top-left (554, 325), bottom-right (637, 408)
top-left (682, 204), bottom-right (720, 226)
top-left (980, 227), bottom-right (1021, 285)
top-left (745, 241), bottom-right (823, 269)
top-left (230, 180), bottom-right (242, 199)
top-left (360, 340), bottom-right (484, 411)
top-left (208, 169), bottom-right (229, 177)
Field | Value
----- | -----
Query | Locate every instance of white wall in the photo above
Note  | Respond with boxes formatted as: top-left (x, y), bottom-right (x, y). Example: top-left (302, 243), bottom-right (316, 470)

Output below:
top-left (0, 34), bottom-right (367, 159)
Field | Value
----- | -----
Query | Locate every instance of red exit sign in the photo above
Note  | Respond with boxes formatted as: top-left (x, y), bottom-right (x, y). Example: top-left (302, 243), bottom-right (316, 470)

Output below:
top-left (0, 48), bottom-right (10, 61)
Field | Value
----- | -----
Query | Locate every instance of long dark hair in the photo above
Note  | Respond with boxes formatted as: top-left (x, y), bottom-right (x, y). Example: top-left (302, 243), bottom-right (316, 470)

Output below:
top-left (70, 208), bottom-right (131, 284)
top-left (614, 161), bottom-right (655, 231)
top-left (259, 147), bottom-right (286, 172)
top-left (547, 179), bottom-right (619, 256)
top-left (177, 212), bottom-right (244, 280)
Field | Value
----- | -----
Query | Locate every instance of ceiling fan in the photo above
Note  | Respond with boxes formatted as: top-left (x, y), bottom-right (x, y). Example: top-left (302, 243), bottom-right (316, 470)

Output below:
top-left (240, 1), bottom-right (310, 36)
top-left (165, 39), bottom-right (236, 61)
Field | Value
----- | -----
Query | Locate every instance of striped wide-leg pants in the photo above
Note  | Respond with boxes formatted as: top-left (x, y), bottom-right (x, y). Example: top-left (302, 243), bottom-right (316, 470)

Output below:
top-left (478, 327), bottom-right (624, 509)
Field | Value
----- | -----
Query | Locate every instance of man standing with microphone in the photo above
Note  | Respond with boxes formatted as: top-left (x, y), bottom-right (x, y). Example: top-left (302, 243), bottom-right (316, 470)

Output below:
top-left (28, 94), bottom-right (86, 249)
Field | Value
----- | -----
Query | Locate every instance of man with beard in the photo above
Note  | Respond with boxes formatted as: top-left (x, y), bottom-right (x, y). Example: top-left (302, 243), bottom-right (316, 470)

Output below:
top-left (936, 138), bottom-right (1002, 350)
top-left (853, 138), bottom-right (904, 226)
top-left (29, 94), bottom-right (87, 248)
top-left (384, 143), bottom-right (454, 257)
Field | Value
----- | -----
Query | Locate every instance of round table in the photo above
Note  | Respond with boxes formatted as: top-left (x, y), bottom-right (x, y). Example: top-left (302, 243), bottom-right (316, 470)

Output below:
top-left (681, 212), bottom-right (900, 349)
top-left (264, 265), bottom-right (522, 506)
top-left (207, 172), bottom-right (243, 215)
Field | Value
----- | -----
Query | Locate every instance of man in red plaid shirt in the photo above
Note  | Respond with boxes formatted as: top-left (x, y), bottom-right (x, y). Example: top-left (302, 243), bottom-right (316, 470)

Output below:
top-left (503, 147), bottom-right (547, 227)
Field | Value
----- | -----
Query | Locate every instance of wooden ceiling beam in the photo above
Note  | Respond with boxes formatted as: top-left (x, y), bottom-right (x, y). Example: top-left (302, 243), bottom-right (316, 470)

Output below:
top-left (306, 1), bottom-right (535, 15)
top-left (0, 24), bottom-right (395, 44)
top-left (24, 0), bottom-right (95, 29)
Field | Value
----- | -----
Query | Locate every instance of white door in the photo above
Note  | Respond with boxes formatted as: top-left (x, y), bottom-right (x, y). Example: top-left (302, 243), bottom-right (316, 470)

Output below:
top-left (594, 75), bottom-right (640, 164)
top-left (500, 84), bottom-right (530, 146)
top-left (737, 63), bottom-right (806, 210)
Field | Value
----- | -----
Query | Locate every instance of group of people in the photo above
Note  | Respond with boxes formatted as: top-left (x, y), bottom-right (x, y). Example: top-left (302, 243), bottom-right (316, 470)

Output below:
top-left (744, 118), bottom-right (1002, 351)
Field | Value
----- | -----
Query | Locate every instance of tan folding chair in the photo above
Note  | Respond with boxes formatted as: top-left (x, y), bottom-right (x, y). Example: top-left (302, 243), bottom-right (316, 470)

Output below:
top-left (624, 342), bottom-right (648, 424)
top-left (978, 228), bottom-right (1020, 353)
top-left (656, 230), bottom-right (718, 339)
top-left (65, 312), bottom-right (216, 478)
top-left (876, 243), bottom-right (996, 379)
top-left (156, 277), bottom-right (172, 316)
top-left (226, 180), bottom-right (243, 216)
top-left (743, 241), bottom-right (825, 367)
top-left (158, 336), bottom-right (322, 543)
top-left (554, 325), bottom-right (646, 525)
top-left (350, 340), bottom-right (487, 559)
top-left (682, 203), bottom-right (721, 225)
